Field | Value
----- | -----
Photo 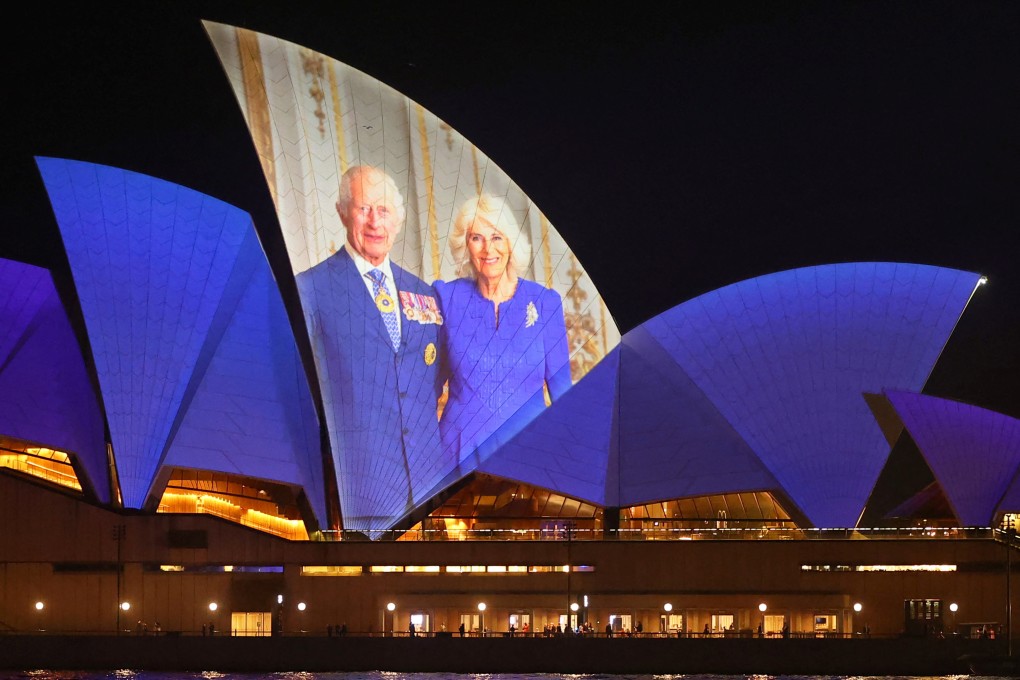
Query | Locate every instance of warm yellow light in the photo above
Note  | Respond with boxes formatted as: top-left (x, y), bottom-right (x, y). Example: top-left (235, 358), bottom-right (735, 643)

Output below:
top-left (663, 603), bottom-right (673, 612)
top-left (570, 603), bottom-right (579, 612)
top-left (386, 602), bottom-right (396, 612)
top-left (758, 603), bottom-right (767, 612)
top-left (34, 601), bottom-right (44, 611)
top-left (477, 602), bottom-right (487, 612)
top-left (121, 602), bottom-right (131, 611)
top-left (208, 602), bottom-right (218, 612)
top-left (950, 602), bottom-right (959, 613)
top-left (297, 602), bottom-right (307, 611)
top-left (853, 602), bottom-right (863, 613)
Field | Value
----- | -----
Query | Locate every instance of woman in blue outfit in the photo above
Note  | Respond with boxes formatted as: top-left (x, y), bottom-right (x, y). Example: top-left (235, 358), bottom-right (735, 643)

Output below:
top-left (435, 194), bottom-right (572, 466)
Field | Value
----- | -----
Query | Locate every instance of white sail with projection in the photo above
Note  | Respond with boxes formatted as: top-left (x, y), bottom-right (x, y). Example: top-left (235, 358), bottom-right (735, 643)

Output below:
top-left (204, 22), bottom-right (620, 534)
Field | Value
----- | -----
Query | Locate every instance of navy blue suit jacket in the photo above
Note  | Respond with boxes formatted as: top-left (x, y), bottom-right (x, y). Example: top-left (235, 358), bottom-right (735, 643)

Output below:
top-left (296, 248), bottom-right (450, 533)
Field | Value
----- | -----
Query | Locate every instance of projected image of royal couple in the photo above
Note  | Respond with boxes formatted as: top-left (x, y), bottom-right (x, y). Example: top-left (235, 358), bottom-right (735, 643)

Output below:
top-left (302, 164), bottom-right (570, 479)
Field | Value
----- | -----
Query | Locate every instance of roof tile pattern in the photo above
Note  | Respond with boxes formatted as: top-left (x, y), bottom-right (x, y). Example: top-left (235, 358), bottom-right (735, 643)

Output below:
top-left (886, 390), bottom-right (1020, 526)
top-left (644, 262), bottom-right (980, 526)
top-left (0, 258), bottom-right (108, 501)
top-left (37, 158), bottom-right (322, 519)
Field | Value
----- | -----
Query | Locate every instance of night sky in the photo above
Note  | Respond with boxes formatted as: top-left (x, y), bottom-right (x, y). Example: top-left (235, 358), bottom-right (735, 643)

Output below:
top-left (3, 2), bottom-right (1017, 415)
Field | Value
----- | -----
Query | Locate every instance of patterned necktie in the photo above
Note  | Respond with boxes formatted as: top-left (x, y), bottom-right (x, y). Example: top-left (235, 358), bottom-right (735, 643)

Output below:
top-left (367, 268), bottom-right (401, 352)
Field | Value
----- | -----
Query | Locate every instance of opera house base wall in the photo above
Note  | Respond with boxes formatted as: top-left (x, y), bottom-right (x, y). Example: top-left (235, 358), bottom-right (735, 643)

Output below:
top-left (0, 633), bottom-right (1002, 675)
top-left (2, 472), bottom-right (1018, 671)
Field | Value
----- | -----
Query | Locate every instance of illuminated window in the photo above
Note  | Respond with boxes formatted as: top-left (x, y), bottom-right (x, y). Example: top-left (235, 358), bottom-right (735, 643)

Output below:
top-left (803, 564), bottom-right (956, 572)
top-left (369, 566), bottom-right (404, 573)
top-left (301, 566), bottom-right (363, 576)
top-left (0, 438), bottom-right (81, 492)
top-left (157, 469), bottom-right (308, 540)
top-left (405, 566), bottom-right (441, 573)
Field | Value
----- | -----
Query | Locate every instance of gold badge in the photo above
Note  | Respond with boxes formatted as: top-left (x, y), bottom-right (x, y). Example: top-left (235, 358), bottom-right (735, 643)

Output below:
top-left (424, 342), bottom-right (437, 366)
top-left (375, 290), bottom-right (395, 314)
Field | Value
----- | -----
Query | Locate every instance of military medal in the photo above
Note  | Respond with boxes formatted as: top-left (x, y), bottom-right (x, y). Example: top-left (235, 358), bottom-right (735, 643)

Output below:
top-left (424, 342), bottom-right (437, 366)
top-left (375, 290), bottom-right (395, 314)
top-left (400, 291), bottom-right (443, 325)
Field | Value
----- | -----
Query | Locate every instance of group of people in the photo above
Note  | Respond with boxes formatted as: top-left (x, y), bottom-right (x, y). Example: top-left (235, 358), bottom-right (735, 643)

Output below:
top-left (326, 622), bottom-right (348, 637)
top-left (135, 620), bottom-right (161, 635)
top-left (298, 166), bottom-right (572, 523)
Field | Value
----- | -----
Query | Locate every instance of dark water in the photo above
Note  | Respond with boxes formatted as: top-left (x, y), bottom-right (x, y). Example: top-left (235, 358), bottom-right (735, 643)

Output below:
top-left (0, 672), bottom-right (1008, 680)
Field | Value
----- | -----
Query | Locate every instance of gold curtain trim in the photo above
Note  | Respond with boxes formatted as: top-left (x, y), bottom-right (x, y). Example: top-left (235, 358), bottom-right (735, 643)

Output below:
top-left (328, 61), bottom-right (348, 177)
top-left (471, 145), bottom-right (481, 195)
top-left (540, 213), bottom-right (553, 288)
top-left (236, 28), bottom-right (276, 205)
top-left (416, 104), bottom-right (440, 281)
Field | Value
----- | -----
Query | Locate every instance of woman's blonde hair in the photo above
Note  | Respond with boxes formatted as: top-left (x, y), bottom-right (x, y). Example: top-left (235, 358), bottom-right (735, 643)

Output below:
top-left (449, 194), bottom-right (532, 279)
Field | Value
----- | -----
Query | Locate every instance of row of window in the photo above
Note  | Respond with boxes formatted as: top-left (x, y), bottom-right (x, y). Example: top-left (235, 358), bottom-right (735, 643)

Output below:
top-left (801, 564), bottom-right (956, 572)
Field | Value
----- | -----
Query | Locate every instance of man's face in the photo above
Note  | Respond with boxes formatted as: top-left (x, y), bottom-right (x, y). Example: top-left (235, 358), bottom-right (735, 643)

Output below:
top-left (340, 170), bottom-right (402, 266)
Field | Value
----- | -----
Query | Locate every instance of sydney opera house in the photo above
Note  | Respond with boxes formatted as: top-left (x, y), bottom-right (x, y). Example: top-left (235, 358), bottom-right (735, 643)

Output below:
top-left (2, 22), bottom-right (1018, 642)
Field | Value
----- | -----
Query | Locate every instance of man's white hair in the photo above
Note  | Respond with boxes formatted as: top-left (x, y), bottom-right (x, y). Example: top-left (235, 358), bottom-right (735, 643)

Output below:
top-left (337, 165), bottom-right (406, 225)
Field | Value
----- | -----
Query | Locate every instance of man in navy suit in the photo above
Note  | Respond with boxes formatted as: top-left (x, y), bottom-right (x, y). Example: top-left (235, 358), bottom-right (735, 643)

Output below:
top-left (296, 166), bottom-right (450, 535)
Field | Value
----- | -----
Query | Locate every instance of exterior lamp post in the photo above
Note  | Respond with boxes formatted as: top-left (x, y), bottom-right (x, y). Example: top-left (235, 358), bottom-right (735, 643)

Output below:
top-left (949, 602), bottom-right (958, 637)
top-left (853, 602), bottom-right (863, 636)
top-left (664, 603), bottom-right (673, 637)
top-left (758, 603), bottom-right (767, 637)
top-left (477, 602), bottom-right (486, 637)
top-left (570, 602), bottom-right (579, 633)
top-left (207, 602), bottom-right (218, 636)
top-left (386, 602), bottom-right (395, 637)
top-left (34, 601), bottom-right (45, 632)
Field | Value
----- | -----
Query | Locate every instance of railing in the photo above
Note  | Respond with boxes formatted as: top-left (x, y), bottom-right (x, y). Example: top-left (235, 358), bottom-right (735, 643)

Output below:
top-left (312, 525), bottom-right (999, 542)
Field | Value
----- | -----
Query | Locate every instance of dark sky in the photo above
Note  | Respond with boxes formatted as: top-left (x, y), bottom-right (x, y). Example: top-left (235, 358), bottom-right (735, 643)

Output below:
top-left (3, 2), bottom-right (1018, 415)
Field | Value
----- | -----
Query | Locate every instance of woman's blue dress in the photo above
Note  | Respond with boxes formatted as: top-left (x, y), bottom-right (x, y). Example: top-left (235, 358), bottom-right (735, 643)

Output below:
top-left (434, 277), bottom-right (572, 466)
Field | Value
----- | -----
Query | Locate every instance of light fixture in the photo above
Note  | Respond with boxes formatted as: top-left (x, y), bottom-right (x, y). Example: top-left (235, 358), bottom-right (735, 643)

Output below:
top-left (853, 602), bottom-right (863, 613)
top-left (297, 602), bottom-right (307, 611)
top-left (277, 594), bottom-right (283, 605)
top-left (570, 602), bottom-right (579, 612)
top-left (758, 603), bottom-right (767, 613)
top-left (208, 602), bottom-right (218, 612)
top-left (663, 603), bottom-right (673, 612)
top-left (121, 602), bottom-right (131, 611)
top-left (978, 276), bottom-right (988, 286)
top-left (34, 601), bottom-right (45, 611)
top-left (386, 602), bottom-right (396, 612)
top-left (477, 602), bottom-right (487, 612)
top-left (949, 602), bottom-right (959, 613)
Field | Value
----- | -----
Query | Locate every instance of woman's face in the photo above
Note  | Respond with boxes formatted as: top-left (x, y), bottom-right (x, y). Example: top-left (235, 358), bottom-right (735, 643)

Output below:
top-left (466, 218), bottom-right (510, 282)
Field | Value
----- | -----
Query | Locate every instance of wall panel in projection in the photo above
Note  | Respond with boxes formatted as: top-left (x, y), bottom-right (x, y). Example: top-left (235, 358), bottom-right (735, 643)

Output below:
top-left (0, 259), bottom-right (108, 501)
top-left (37, 158), bottom-right (323, 523)
top-left (642, 263), bottom-right (982, 528)
top-left (205, 22), bottom-right (620, 533)
top-left (886, 391), bottom-right (1020, 526)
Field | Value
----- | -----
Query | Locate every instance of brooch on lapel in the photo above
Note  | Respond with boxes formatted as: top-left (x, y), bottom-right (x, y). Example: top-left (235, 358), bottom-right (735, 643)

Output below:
top-left (525, 301), bottom-right (538, 328)
top-left (400, 291), bottom-right (444, 325)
